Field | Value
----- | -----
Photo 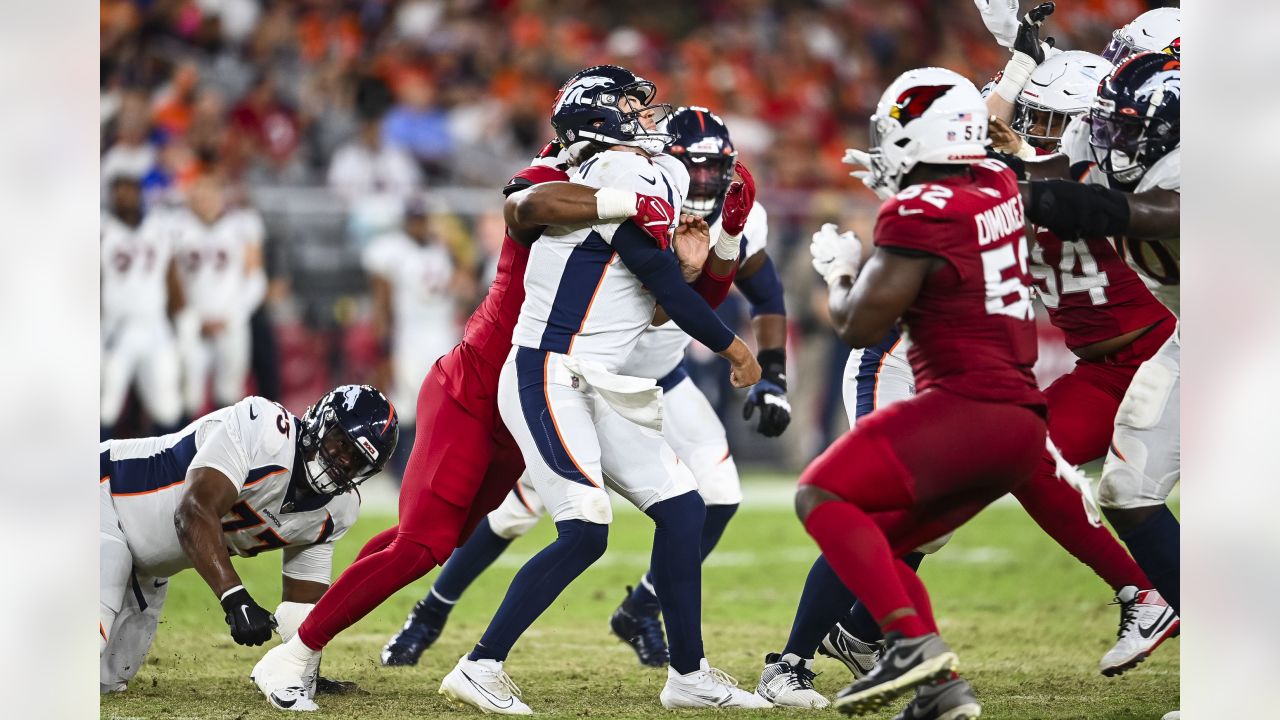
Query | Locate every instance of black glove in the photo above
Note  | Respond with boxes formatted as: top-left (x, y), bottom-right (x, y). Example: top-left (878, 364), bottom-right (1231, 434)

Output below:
top-left (1027, 179), bottom-right (1132, 240)
top-left (1014, 2), bottom-right (1056, 63)
top-left (742, 348), bottom-right (791, 437)
top-left (220, 586), bottom-right (277, 646)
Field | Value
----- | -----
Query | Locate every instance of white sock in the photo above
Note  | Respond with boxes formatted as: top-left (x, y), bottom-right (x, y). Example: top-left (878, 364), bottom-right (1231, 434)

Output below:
top-left (283, 634), bottom-right (318, 663)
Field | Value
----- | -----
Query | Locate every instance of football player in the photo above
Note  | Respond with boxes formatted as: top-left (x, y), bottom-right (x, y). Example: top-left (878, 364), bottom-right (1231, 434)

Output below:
top-left (99, 384), bottom-right (396, 696)
top-left (171, 177), bottom-right (268, 416)
top-left (433, 65), bottom-right (767, 713)
top-left (363, 196), bottom-right (468, 475)
top-left (380, 106), bottom-right (787, 670)
top-left (248, 132), bottom-right (724, 710)
top-left (797, 68), bottom-right (1047, 717)
top-left (1024, 50), bottom-right (1182, 641)
top-left (101, 173), bottom-right (184, 439)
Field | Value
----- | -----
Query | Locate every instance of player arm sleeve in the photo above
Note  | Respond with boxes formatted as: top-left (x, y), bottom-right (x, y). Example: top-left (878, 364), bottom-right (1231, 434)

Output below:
top-left (689, 261), bottom-right (737, 309)
top-left (188, 410), bottom-right (252, 493)
top-left (281, 543), bottom-right (336, 584)
top-left (734, 254), bottom-right (786, 317)
top-left (1025, 179), bottom-right (1133, 239)
top-left (612, 222), bottom-right (735, 353)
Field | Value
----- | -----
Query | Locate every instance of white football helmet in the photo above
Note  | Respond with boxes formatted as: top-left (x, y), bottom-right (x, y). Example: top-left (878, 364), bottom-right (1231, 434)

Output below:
top-left (865, 67), bottom-right (989, 197)
top-left (1103, 8), bottom-right (1180, 64)
top-left (1013, 51), bottom-right (1113, 150)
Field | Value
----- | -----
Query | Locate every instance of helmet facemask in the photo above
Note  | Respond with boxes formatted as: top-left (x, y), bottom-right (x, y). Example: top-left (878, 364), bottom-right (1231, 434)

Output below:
top-left (679, 154), bottom-right (735, 218)
top-left (1088, 100), bottom-right (1171, 186)
top-left (300, 404), bottom-right (379, 496)
top-left (574, 81), bottom-right (674, 156)
top-left (1011, 102), bottom-right (1077, 152)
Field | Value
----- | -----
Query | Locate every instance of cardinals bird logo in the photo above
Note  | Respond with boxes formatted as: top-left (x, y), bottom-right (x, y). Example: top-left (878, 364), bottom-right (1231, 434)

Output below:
top-left (888, 85), bottom-right (953, 125)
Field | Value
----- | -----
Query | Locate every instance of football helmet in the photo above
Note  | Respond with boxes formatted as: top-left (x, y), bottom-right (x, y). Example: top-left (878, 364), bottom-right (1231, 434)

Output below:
top-left (1089, 52), bottom-right (1180, 186)
top-left (299, 384), bottom-right (399, 495)
top-left (865, 67), bottom-right (989, 197)
top-left (665, 106), bottom-right (738, 218)
top-left (551, 65), bottom-right (673, 161)
top-left (1102, 8), bottom-right (1180, 64)
top-left (1013, 50), bottom-right (1113, 150)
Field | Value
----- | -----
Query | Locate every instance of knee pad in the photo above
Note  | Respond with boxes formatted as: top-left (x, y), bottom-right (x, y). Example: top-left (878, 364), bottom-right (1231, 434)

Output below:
top-left (273, 601), bottom-right (315, 643)
top-left (487, 489), bottom-right (544, 539)
top-left (694, 454), bottom-right (743, 507)
top-left (1115, 360), bottom-right (1176, 431)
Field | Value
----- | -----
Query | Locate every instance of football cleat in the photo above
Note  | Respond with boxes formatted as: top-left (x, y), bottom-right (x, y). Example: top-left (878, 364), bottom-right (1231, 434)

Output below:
top-left (382, 599), bottom-right (448, 666)
top-left (892, 677), bottom-right (981, 720)
top-left (251, 638), bottom-right (322, 712)
top-left (439, 656), bottom-right (533, 715)
top-left (832, 633), bottom-right (959, 716)
top-left (1161, 712), bottom-right (1180, 720)
top-left (1099, 586), bottom-right (1180, 677)
top-left (660, 659), bottom-right (772, 709)
top-left (819, 623), bottom-right (883, 678)
top-left (609, 586), bottom-right (669, 667)
top-left (756, 652), bottom-right (830, 708)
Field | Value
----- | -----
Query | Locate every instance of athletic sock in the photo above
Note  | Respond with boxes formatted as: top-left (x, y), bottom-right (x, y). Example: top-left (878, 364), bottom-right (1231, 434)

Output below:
top-left (781, 555), bottom-right (856, 658)
top-left (803, 502), bottom-right (928, 638)
top-left (429, 518), bottom-right (513, 615)
top-left (1119, 505), bottom-right (1180, 614)
top-left (297, 534), bottom-right (440, 650)
top-left (1015, 473), bottom-right (1151, 590)
top-left (839, 552), bottom-right (926, 642)
top-left (628, 502), bottom-right (739, 610)
top-left (645, 492), bottom-right (707, 674)
top-left (469, 519), bottom-right (608, 662)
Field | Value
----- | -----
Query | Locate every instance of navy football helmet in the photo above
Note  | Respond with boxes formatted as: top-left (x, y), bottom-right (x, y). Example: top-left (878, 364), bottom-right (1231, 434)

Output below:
top-left (550, 65), bottom-right (673, 161)
top-left (665, 106), bottom-right (738, 218)
top-left (300, 384), bottom-right (399, 495)
top-left (1089, 52), bottom-right (1180, 186)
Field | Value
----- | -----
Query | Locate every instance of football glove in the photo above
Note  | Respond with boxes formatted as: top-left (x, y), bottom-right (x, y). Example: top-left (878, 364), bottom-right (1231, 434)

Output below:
top-left (721, 162), bottom-right (757, 237)
top-left (630, 194), bottom-right (677, 250)
top-left (220, 585), bottom-right (277, 647)
top-left (1014, 2), bottom-right (1057, 64)
top-left (742, 348), bottom-right (790, 437)
top-left (842, 148), bottom-right (895, 201)
top-left (973, 0), bottom-right (1019, 48)
top-left (810, 223), bottom-right (863, 286)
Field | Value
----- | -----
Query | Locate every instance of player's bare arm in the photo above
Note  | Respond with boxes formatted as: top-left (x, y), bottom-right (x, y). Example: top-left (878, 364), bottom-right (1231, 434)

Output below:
top-left (165, 257), bottom-right (186, 319)
top-left (828, 249), bottom-right (937, 349)
top-left (175, 466), bottom-right (278, 646)
top-left (1125, 188), bottom-right (1180, 240)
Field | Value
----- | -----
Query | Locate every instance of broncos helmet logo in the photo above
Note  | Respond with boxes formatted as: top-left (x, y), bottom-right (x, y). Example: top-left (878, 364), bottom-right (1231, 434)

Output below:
top-left (888, 84), bottom-right (953, 124)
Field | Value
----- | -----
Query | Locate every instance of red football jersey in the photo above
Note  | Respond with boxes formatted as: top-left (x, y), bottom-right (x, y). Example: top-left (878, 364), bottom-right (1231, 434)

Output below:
top-left (874, 159), bottom-right (1044, 408)
top-left (1028, 230), bottom-right (1173, 350)
top-left (460, 163), bottom-right (569, 370)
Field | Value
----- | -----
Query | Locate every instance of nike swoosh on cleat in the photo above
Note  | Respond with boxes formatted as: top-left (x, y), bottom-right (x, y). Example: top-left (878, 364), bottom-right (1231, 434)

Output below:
top-left (270, 692), bottom-right (297, 709)
top-left (687, 692), bottom-right (731, 706)
top-left (887, 644), bottom-right (929, 671)
top-left (460, 670), bottom-right (515, 709)
top-left (249, 406), bottom-right (258, 419)
top-left (1138, 609), bottom-right (1175, 639)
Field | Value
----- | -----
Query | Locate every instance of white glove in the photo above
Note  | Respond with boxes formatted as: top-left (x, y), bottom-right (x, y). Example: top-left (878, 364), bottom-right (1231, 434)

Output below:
top-left (842, 148), bottom-right (895, 201)
top-left (810, 223), bottom-right (863, 286)
top-left (973, 0), bottom-right (1020, 48)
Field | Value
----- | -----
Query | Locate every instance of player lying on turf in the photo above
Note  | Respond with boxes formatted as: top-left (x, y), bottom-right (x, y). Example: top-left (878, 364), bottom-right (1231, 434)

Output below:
top-left (99, 384), bottom-right (397, 697)
top-left (381, 106), bottom-right (790, 672)
top-left (248, 135), bottom-right (741, 712)
top-left (435, 64), bottom-right (768, 714)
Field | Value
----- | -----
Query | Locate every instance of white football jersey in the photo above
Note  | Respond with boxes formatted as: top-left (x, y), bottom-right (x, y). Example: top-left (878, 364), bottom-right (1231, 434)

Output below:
top-left (620, 201), bottom-right (770, 381)
top-left (512, 150), bottom-right (690, 372)
top-left (1060, 117), bottom-right (1180, 315)
top-left (361, 231), bottom-right (459, 347)
top-left (101, 211), bottom-right (172, 323)
top-left (171, 207), bottom-right (265, 323)
top-left (101, 396), bottom-right (359, 582)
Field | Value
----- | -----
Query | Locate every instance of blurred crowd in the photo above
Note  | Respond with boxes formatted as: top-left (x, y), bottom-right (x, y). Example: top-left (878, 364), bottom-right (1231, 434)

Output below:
top-left (100, 0), bottom-right (1165, 470)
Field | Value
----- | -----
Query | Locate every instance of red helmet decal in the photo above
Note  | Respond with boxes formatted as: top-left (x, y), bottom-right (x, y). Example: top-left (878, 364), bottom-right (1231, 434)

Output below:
top-left (889, 85), bottom-right (953, 124)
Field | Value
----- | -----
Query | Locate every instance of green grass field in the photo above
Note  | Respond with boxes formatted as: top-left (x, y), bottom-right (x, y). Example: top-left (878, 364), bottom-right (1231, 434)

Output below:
top-left (102, 475), bottom-right (1179, 720)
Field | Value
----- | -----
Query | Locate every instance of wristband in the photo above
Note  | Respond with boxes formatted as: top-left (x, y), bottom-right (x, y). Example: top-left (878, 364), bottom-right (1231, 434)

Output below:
top-left (219, 585), bottom-right (246, 603)
top-left (756, 348), bottom-right (787, 391)
top-left (595, 188), bottom-right (638, 220)
top-left (995, 51), bottom-right (1038, 103)
top-left (713, 228), bottom-right (742, 261)
top-left (1014, 140), bottom-right (1037, 161)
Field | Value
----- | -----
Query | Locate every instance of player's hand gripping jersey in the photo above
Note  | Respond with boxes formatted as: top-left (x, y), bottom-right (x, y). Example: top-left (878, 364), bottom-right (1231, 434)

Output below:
top-left (101, 396), bottom-right (358, 581)
top-left (875, 158), bottom-right (1042, 408)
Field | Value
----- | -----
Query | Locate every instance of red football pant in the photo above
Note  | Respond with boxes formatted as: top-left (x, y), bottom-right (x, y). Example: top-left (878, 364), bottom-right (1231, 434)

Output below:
top-left (801, 389), bottom-right (1046, 638)
top-left (1014, 351), bottom-right (1156, 591)
top-left (297, 354), bottom-right (525, 651)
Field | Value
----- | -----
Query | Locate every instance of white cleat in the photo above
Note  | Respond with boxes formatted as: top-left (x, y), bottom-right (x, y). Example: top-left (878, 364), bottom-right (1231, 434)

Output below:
top-left (1099, 586), bottom-right (1179, 677)
top-left (756, 652), bottom-right (830, 708)
top-left (661, 659), bottom-right (772, 709)
top-left (251, 637), bottom-right (322, 712)
top-left (439, 655), bottom-right (533, 715)
top-left (1161, 712), bottom-right (1180, 720)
